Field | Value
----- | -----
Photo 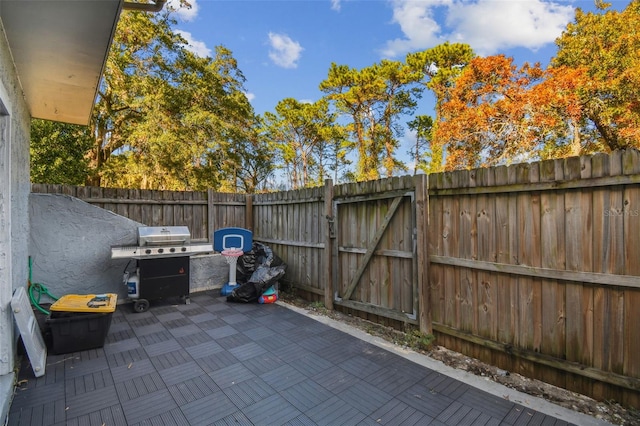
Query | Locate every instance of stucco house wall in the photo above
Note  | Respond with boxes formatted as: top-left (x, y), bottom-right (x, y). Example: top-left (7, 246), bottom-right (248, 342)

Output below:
top-left (0, 21), bottom-right (33, 422)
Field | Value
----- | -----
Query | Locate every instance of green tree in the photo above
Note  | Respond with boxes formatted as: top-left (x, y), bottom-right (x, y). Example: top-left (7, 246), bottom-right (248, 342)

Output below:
top-left (406, 115), bottom-right (434, 175)
top-left (30, 120), bottom-right (93, 185)
top-left (406, 42), bottom-right (475, 171)
top-left (263, 98), bottom-right (344, 189)
top-left (89, 8), bottom-right (257, 190)
top-left (319, 59), bottom-right (421, 181)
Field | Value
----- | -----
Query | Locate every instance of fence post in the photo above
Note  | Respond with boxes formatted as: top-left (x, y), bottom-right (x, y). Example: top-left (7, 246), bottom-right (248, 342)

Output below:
top-left (414, 174), bottom-right (431, 334)
top-left (207, 189), bottom-right (215, 242)
top-left (324, 179), bottom-right (334, 310)
top-left (245, 194), bottom-right (253, 231)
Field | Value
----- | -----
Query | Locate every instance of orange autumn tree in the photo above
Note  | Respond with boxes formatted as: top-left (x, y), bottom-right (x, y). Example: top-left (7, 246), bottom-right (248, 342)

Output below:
top-left (436, 55), bottom-right (544, 170)
top-left (553, 0), bottom-right (640, 150)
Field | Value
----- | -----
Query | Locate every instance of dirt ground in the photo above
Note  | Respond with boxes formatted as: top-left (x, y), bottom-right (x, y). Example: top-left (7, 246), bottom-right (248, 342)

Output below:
top-left (278, 293), bottom-right (639, 426)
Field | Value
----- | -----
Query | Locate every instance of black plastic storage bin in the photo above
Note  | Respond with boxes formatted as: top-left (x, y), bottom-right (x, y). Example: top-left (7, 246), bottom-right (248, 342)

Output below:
top-left (45, 293), bottom-right (117, 354)
top-left (46, 311), bottom-right (113, 354)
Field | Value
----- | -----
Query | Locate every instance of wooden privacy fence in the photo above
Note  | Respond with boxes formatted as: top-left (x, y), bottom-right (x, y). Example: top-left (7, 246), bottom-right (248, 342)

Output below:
top-left (30, 185), bottom-right (250, 241)
top-left (31, 149), bottom-right (640, 408)
top-left (427, 149), bottom-right (640, 408)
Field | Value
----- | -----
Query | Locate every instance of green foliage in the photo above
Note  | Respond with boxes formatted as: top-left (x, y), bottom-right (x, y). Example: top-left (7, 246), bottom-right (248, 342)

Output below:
top-left (30, 120), bottom-right (93, 185)
top-left (319, 59), bottom-right (422, 181)
top-left (262, 98), bottom-right (346, 189)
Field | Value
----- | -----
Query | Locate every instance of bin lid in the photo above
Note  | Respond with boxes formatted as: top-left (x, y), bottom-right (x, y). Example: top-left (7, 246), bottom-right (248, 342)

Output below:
top-left (50, 293), bottom-right (118, 313)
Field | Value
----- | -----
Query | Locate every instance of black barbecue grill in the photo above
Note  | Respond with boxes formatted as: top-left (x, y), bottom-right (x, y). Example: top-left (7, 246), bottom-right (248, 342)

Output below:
top-left (111, 226), bottom-right (213, 312)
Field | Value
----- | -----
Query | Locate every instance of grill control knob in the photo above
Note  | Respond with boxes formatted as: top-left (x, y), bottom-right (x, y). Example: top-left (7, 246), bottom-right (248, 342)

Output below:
top-left (158, 248), bottom-right (164, 254)
top-left (170, 248), bottom-right (176, 253)
top-left (181, 247), bottom-right (187, 252)
top-left (145, 249), bottom-right (151, 254)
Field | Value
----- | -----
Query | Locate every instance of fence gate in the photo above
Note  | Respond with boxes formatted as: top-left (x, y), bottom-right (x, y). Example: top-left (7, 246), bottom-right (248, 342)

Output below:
top-left (332, 179), bottom-right (420, 325)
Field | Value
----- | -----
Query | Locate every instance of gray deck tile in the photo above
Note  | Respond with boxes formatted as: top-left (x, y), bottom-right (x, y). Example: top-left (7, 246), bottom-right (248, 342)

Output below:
top-left (8, 398), bottom-right (66, 426)
top-left (114, 372), bottom-right (165, 400)
top-left (167, 375), bottom-right (221, 405)
top-left (154, 311), bottom-right (186, 323)
top-left (10, 381), bottom-right (64, 409)
top-left (103, 337), bottom-right (142, 356)
top-left (271, 341), bottom-right (311, 360)
top-left (339, 354), bottom-right (383, 378)
top-left (338, 380), bottom-right (394, 416)
top-left (221, 312), bottom-right (250, 324)
top-left (62, 355), bottom-right (110, 380)
top-left (186, 311), bottom-right (217, 323)
top-left (290, 352), bottom-right (334, 377)
top-left (156, 360), bottom-right (204, 386)
top-left (132, 322), bottom-right (167, 337)
top-left (241, 393), bottom-right (303, 425)
top-left (211, 411), bottom-right (253, 426)
top-left (167, 323), bottom-right (202, 338)
top-left (149, 348), bottom-right (193, 370)
top-left (311, 366), bottom-right (360, 394)
top-left (283, 414), bottom-right (318, 426)
top-left (216, 332), bottom-right (252, 350)
top-left (64, 369), bottom-right (113, 396)
top-left (141, 338), bottom-right (182, 357)
top-left (363, 364), bottom-right (419, 395)
top-left (222, 377), bottom-right (274, 409)
top-left (208, 362), bottom-right (257, 389)
top-left (229, 341), bottom-right (268, 361)
top-left (241, 352), bottom-right (285, 375)
top-left (397, 382), bottom-right (456, 418)
top-left (195, 350), bottom-right (239, 373)
top-left (65, 405), bottom-right (128, 426)
top-left (110, 357), bottom-right (156, 383)
top-left (184, 339), bottom-right (224, 359)
top-left (120, 388), bottom-right (178, 424)
top-left (130, 407), bottom-right (189, 426)
top-left (305, 395), bottom-right (368, 426)
top-left (137, 329), bottom-right (173, 345)
top-left (370, 398), bottom-right (432, 426)
top-left (256, 333), bottom-right (294, 352)
top-left (242, 324), bottom-right (277, 340)
top-left (205, 324), bottom-right (238, 339)
top-left (105, 323), bottom-right (135, 341)
top-left (65, 385), bottom-right (120, 419)
top-left (197, 317), bottom-right (227, 329)
top-left (296, 334), bottom-right (333, 352)
top-left (180, 391), bottom-right (237, 425)
top-left (280, 380), bottom-right (334, 411)
top-left (458, 386), bottom-right (514, 420)
top-left (105, 346), bottom-right (147, 366)
top-left (175, 330), bottom-right (214, 347)
top-left (260, 363), bottom-right (308, 391)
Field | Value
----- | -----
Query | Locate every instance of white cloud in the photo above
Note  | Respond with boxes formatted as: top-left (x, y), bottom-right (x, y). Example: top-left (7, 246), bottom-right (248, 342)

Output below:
top-left (245, 92), bottom-right (255, 102)
top-left (382, 0), bottom-right (575, 57)
top-left (167, 0), bottom-right (199, 22)
top-left (268, 32), bottom-right (304, 69)
top-left (176, 30), bottom-right (212, 58)
top-left (331, 0), bottom-right (342, 12)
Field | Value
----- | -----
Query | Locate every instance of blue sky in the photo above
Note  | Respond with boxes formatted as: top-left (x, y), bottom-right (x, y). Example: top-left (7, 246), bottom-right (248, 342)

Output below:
top-left (165, 0), bottom-right (628, 172)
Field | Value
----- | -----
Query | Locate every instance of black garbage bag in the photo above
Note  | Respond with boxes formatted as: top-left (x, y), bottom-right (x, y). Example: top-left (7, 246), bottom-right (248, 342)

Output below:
top-left (227, 242), bottom-right (287, 303)
top-left (226, 264), bottom-right (287, 303)
top-left (235, 242), bottom-right (284, 283)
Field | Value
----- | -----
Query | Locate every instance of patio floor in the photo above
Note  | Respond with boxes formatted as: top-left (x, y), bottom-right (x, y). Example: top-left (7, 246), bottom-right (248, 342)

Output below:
top-left (8, 291), bottom-right (605, 426)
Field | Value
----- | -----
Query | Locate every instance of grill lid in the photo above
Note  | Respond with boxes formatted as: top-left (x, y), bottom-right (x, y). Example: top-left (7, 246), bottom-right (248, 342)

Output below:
top-left (138, 226), bottom-right (190, 246)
